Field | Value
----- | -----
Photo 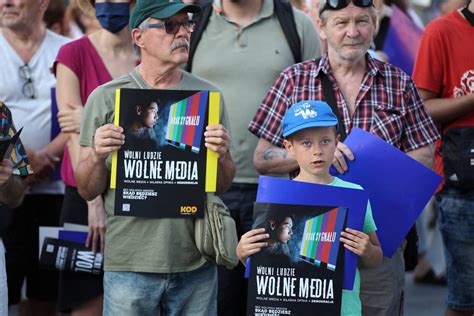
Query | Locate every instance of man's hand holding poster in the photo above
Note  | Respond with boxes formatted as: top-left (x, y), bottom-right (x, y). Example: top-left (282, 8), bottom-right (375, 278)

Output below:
top-left (110, 89), bottom-right (219, 218)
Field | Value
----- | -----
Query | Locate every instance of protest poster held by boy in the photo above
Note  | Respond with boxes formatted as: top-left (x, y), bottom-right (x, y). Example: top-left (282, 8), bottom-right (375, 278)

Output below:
top-left (237, 100), bottom-right (383, 315)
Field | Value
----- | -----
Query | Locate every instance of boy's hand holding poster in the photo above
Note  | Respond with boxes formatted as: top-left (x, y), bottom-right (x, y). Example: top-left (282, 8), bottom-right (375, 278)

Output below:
top-left (247, 202), bottom-right (347, 316)
top-left (254, 176), bottom-right (369, 291)
top-left (110, 89), bottom-right (220, 218)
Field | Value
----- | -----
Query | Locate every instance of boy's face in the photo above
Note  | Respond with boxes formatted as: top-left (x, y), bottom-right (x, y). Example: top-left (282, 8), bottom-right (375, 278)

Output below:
top-left (270, 216), bottom-right (294, 244)
top-left (277, 217), bottom-right (293, 244)
top-left (283, 126), bottom-right (339, 180)
top-left (142, 102), bottom-right (159, 128)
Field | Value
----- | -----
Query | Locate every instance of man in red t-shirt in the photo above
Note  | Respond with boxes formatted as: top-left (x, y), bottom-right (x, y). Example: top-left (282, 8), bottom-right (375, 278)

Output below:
top-left (413, 1), bottom-right (474, 315)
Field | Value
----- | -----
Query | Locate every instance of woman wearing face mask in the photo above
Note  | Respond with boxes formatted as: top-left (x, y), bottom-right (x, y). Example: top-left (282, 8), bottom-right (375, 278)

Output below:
top-left (53, 0), bottom-right (138, 314)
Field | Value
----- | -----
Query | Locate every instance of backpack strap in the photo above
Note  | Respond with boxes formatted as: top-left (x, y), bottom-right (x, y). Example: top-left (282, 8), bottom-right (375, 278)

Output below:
top-left (186, 0), bottom-right (213, 72)
top-left (187, 0), bottom-right (303, 72)
top-left (274, 0), bottom-right (302, 64)
top-left (316, 57), bottom-right (347, 141)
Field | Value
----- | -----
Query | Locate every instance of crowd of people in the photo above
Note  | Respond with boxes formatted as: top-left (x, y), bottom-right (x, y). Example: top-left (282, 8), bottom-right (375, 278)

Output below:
top-left (0, 0), bottom-right (472, 315)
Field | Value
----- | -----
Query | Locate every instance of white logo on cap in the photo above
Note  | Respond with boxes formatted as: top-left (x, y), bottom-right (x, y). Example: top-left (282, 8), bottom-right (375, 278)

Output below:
top-left (294, 103), bottom-right (317, 120)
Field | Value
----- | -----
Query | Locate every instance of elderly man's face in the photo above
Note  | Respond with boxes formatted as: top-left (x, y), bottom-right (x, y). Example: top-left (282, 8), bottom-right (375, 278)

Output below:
top-left (319, 4), bottom-right (375, 62)
top-left (140, 12), bottom-right (192, 67)
top-left (0, 0), bottom-right (43, 30)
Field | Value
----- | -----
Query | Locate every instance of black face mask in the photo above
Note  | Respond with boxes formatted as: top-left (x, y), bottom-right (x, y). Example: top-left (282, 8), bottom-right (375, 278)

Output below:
top-left (95, 2), bottom-right (130, 34)
top-left (461, 6), bottom-right (474, 26)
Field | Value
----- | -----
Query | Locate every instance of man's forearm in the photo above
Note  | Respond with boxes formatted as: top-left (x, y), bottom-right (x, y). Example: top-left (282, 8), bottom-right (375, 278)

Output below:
top-left (254, 139), bottom-right (298, 175)
top-left (216, 151), bottom-right (235, 193)
top-left (420, 90), bottom-right (474, 126)
top-left (407, 144), bottom-right (435, 170)
top-left (76, 147), bottom-right (108, 201)
top-left (66, 133), bottom-right (80, 172)
top-left (43, 132), bottom-right (68, 158)
top-left (0, 176), bottom-right (27, 208)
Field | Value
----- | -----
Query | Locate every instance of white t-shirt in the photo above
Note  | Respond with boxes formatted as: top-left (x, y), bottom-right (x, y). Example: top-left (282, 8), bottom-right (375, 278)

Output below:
top-left (0, 29), bottom-right (69, 194)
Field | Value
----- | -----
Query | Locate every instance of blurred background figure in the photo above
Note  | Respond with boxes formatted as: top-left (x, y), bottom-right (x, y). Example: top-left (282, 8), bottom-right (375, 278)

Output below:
top-left (0, 100), bottom-right (30, 316)
top-left (44, 0), bottom-right (102, 38)
top-left (440, 0), bottom-right (469, 13)
top-left (53, 0), bottom-right (137, 314)
top-left (373, 0), bottom-right (424, 74)
top-left (44, 0), bottom-right (71, 36)
top-left (68, 0), bottom-right (101, 35)
top-left (290, 0), bottom-right (305, 9)
top-left (413, 0), bottom-right (474, 314)
top-left (0, 0), bottom-right (70, 314)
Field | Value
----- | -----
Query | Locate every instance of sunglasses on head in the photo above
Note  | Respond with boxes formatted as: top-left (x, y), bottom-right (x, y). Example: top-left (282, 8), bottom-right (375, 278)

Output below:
top-left (19, 64), bottom-right (35, 99)
top-left (319, 0), bottom-right (374, 14)
top-left (141, 20), bottom-right (197, 34)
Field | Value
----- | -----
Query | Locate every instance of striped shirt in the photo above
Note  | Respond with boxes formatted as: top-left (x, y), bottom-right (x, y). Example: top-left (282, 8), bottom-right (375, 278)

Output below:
top-left (249, 53), bottom-right (439, 151)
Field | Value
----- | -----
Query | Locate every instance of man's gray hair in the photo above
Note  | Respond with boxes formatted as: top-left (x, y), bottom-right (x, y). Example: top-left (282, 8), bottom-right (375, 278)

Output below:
top-left (138, 17), bottom-right (152, 30)
top-left (318, 0), bottom-right (377, 24)
top-left (133, 17), bottom-right (153, 57)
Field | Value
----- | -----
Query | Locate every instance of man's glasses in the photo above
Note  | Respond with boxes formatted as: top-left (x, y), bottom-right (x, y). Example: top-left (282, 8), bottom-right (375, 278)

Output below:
top-left (141, 20), bottom-right (197, 34)
top-left (320, 0), bottom-right (374, 14)
top-left (19, 64), bottom-right (35, 99)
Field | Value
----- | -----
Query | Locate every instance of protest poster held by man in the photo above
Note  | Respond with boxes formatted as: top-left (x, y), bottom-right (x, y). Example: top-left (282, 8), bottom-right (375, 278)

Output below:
top-left (75, 0), bottom-right (235, 314)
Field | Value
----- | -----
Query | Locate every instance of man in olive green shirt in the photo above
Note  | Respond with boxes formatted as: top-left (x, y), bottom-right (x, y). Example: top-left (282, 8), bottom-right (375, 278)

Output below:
top-left (76, 1), bottom-right (235, 314)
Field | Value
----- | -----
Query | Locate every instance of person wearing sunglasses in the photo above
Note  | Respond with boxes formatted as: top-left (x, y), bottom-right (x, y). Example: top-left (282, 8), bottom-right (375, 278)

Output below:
top-left (0, 0), bottom-right (71, 314)
top-left (75, 0), bottom-right (236, 314)
top-left (249, 0), bottom-right (439, 315)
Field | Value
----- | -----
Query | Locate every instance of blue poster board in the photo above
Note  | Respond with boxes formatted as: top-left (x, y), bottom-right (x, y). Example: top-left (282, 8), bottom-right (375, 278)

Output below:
top-left (255, 176), bottom-right (370, 290)
top-left (330, 128), bottom-right (442, 257)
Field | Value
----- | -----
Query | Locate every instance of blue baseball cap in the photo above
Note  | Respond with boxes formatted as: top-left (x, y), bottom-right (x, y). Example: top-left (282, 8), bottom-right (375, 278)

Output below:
top-left (282, 100), bottom-right (338, 138)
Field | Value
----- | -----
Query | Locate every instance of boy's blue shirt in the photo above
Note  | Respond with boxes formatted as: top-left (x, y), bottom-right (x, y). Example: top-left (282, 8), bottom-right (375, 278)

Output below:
top-left (329, 176), bottom-right (376, 316)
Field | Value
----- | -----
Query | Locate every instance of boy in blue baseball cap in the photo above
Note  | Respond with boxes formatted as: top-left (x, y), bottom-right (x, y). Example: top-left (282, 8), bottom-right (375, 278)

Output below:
top-left (237, 100), bottom-right (382, 315)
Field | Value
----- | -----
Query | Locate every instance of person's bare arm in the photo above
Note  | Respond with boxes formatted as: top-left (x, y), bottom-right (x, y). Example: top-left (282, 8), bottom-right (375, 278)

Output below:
top-left (253, 138), bottom-right (299, 175)
top-left (25, 133), bottom-right (67, 185)
top-left (419, 88), bottom-right (474, 126)
top-left (0, 160), bottom-right (27, 208)
top-left (55, 63), bottom-right (84, 171)
top-left (406, 144), bottom-right (434, 170)
top-left (204, 124), bottom-right (235, 193)
top-left (76, 124), bottom-right (124, 201)
top-left (216, 151), bottom-right (235, 193)
top-left (41, 132), bottom-right (68, 158)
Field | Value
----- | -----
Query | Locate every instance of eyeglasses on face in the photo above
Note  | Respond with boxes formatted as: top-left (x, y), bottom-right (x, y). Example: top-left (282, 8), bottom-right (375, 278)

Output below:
top-left (19, 64), bottom-right (35, 99)
top-left (141, 20), bottom-right (197, 34)
top-left (320, 0), bottom-right (374, 14)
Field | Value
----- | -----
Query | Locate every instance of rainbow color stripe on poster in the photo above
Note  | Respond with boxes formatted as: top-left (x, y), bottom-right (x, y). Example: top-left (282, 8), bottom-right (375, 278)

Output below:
top-left (299, 207), bottom-right (347, 271)
top-left (165, 91), bottom-right (208, 153)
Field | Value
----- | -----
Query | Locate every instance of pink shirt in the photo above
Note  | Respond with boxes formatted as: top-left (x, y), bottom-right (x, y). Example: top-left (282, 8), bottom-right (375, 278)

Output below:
top-left (54, 36), bottom-right (112, 187)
